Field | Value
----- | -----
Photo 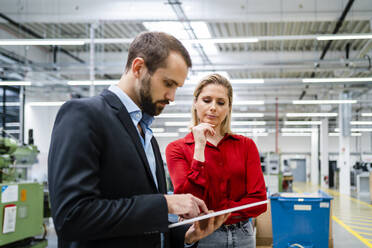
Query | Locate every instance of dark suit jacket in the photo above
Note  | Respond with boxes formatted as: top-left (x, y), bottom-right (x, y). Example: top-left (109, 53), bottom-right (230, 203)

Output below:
top-left (48, 89), bottom-right (188, 247)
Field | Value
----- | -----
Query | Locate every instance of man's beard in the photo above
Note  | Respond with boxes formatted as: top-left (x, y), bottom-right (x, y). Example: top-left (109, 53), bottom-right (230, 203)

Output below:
top-left (139, 73), bottom-right (169, 116)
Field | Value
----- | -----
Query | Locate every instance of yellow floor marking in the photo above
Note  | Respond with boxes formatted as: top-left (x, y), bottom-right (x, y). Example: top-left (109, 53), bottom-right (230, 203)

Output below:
top-left (342, 220), bottom-right (372, 226)
top-left (357, 231), bottom-right (372, 236)
top-left (347, 225), bottom-right (372, 231)
top-left (333, 216), bottom-right (372, 248)
top-left (322, 188), bottom-right (372, 208)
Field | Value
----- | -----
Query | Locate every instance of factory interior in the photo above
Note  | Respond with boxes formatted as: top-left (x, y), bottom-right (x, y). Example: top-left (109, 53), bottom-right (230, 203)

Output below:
top-left (0, 0), bottom-right (372, 247)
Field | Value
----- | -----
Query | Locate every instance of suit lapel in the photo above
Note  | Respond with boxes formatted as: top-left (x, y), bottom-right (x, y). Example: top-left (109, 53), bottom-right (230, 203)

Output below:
top-left (101, 90), bottom-right (158, 192)
top-left (151, 138), bottom-right (167, 193)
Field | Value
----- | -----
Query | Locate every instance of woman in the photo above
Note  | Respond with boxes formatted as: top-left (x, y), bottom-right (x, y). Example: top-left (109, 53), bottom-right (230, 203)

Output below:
top-left (166, 74), bottom-right (267, 248)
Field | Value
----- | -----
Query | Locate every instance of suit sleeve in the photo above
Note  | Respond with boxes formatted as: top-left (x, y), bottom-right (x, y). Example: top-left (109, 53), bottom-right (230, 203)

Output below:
top-left (225, 138), bottom-right (267, 220)
top-left (166, 141), bottom-right (207, 200)
top-left (48, 100), bottom-right (169, 241)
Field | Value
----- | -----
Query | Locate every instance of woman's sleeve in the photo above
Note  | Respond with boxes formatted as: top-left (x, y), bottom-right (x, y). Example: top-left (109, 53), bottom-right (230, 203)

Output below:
top-left (225, 138), bottom-right (267, 220)
top-left (165, 141), bottom-right (208, 199)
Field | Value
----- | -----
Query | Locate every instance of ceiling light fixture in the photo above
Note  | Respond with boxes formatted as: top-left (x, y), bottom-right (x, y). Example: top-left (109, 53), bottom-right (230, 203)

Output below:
top-left (231, 121), bottom-right (266, 126)
top-left (284, 121), bottom-right (322, 125)
top-left (164, 122), bottom-right (190, 126)
top-left (350, 121), bottom-right (372, 125)
top-left (232, 128), bottom-right (266, 133)
top-left (233, 100), bottom-right (265, 105)
top-left (293, 100), bottom-right (357, 104)
top-left (317, 34), bottom-right (372, 40)
top-left (157, 113), bottom-right (191, 118)
top-left (281, 128), bottom-right (316, 132)
top-left (67, 80), bottom-right (117, 85)
top-left (335, 128), bottom-right (372, 132)
top-left (281, 133), bottom-right (312, 137)
top-left (153, 132), bottom-right (179, 137)
top-left (229, 79), bottom-right (264, 84)
top-left (28, 101), bottom-right (65, 106)
top-left (0, 81), bottom-right (31, 86)
top-left (0, 39), bottom-right (86, 46)
top-left (302, 78), bottom-right (372, 83)
top-left (329, 132), bottom-right (362, 136)
top-left (286, 113), bottom-right (338, 117)
top-left (232, 113), bottom-right (264, 118)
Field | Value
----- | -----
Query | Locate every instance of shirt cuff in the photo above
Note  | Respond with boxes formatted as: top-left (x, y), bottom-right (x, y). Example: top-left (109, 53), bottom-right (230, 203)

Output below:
top-left (184, 242), bottom-right (195, 247)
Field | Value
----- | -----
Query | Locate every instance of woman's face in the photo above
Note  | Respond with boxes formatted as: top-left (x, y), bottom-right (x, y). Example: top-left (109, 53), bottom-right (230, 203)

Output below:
top-left (194, 83), bottom-right (230, 129)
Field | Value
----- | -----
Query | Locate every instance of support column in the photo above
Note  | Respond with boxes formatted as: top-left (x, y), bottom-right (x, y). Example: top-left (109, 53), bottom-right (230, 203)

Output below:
top-left (320, 119), bottom-right (329, 188)
top-left (311, 128), bottom-right (319, 185)
top-left (339, 92), bottom-right (352, 195)
top-left (89, 23), bottom-right (96, 97)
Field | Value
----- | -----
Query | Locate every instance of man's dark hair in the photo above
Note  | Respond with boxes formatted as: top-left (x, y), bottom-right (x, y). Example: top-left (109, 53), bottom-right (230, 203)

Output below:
top-left (125, 31), bottom-right (192, 74)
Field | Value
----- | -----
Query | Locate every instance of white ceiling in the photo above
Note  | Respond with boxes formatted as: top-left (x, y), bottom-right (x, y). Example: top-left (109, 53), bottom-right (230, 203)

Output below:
top-left (0, 0), bottom-right (372, 133)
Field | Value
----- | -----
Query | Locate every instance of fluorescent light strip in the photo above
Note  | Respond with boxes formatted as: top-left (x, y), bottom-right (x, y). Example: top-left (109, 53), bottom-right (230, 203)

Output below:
top-left (233, 101), bottom-right (265, 105)
top-left (171, 101), bottom-right (264, 106)
top-left (178, 128), bottom-right (190, 133)
top-left (281, 128), bottom-right (316, 132)
top-left (282, 133), bottom-right (312, 137)
top-left (153, 132), bottom-right (179, 137)
top-left (1, 34), bottom-right (370, 47)
top-left (165, 122), bottom-right (190, 126)
top-left (0, 81), bottom-right (31, 86)
top-left (350, 121), bottom-right (372, 125)
top-left (0, 39), bottom-right (86, 46)
top-left (157, 113), bottom-right (264, 118)
top-left (293, 100), bottom-right (357, 104)
top-left (157, 113), bottom-right (191, 118)
top-left (3, 130), bottom-right (20, 134)
top-left (329, 132), bottom-right (362, 137)
top-left (28, 101), bottom-right (65, 106)
top-left (302, 78), bottom-right (372, 83)
top-left (5, 122), bottom-right (20, 127)
top-left (184, 38), bottom-right (259, 44)
top-left (232, 113), bottom-right (264, 118)
top-left (151, 128), bottom-right (165, 133)
top-left (232, 128), bottom-right (266, 133)
top-left (361, 113), bottom-right (372, 117)
top-left (286, 113), bottom-right (338, 117)
top-left (238, 132), bottom-right (269, 137)
top-left (0, 102), bottom-right (20, 106)
top-left (335, 128), bottom-right (372, 132)
top-left (284, 121), bottom-right (322, 125)
top-left (231, 121), bottom-right (266, 126)
top-left (317, 34), bottom-right (372, 40)
top-left (229, 79), bottom-right (264, 84)
top-left (67, 80), bottom-right (118, 85)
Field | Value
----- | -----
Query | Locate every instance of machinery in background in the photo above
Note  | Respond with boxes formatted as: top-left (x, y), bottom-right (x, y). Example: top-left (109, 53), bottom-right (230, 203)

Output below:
top-left (261, 153), bottom-right (284, 193)
top-left (0, 129), bottom-right (47, 248)
top-left (352, 161), bottom-right (372, 195)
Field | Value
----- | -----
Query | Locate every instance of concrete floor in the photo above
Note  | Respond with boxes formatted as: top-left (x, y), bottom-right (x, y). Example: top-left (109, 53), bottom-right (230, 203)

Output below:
top-left (44, 182), bottom-right (372, 248)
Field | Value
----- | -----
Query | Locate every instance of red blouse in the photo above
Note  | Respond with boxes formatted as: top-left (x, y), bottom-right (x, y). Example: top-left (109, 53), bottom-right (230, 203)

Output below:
top-left (166, 132), bottom-right (267, 225)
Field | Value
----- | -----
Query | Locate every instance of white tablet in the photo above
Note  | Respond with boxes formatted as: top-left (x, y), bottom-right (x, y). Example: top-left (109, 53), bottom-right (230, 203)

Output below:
top-left (168, 200), bottom-right (268, 228)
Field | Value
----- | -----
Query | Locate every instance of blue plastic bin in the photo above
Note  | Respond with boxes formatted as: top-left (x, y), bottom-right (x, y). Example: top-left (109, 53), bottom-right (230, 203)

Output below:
top-left (270, 191), bottom-right (332, 248)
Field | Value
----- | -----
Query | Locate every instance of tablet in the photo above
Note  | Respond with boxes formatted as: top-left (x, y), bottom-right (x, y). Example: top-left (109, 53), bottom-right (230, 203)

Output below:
top-left (168, 199), bottom-right (268, 228)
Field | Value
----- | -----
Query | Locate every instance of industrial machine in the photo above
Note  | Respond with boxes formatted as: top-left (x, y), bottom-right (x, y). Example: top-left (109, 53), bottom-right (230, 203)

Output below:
top-left (0, 133), bottom-right (47, 247)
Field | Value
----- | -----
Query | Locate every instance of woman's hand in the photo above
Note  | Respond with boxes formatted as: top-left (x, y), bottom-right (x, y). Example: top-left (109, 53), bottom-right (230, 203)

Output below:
top-left (192, 123), bottom-right (215, 162)
top-left (192, 123), bottom-right (215, 147)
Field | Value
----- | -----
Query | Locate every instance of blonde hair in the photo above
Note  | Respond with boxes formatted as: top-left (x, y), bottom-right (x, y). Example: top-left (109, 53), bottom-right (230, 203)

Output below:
top-left (190, 73), bottom-right (233, 135)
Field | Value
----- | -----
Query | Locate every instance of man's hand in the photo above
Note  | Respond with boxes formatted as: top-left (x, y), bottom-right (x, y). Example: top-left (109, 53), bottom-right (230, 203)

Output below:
top-left (184, 211), bottom-right (230, 244)
top-left (164, 194), bottom-right (209, 218)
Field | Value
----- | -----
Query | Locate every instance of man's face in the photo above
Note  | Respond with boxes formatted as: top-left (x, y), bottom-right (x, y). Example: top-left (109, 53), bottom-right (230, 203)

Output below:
top-left (138, 52), bottom-right (188, 116)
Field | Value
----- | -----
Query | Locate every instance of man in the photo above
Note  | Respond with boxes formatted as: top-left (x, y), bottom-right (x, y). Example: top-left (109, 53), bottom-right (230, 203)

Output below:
top-left (48, 31), bottom-right (229, 248)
